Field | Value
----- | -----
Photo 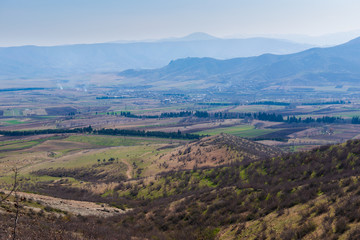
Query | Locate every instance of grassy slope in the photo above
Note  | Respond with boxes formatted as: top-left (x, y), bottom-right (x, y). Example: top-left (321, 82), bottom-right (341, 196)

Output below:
top-left (0, 135), bottom-right (181, 187)
top-left (4, 136), bottom-right (360, 239)
top-left (106, 139), bottom-right (360, 239)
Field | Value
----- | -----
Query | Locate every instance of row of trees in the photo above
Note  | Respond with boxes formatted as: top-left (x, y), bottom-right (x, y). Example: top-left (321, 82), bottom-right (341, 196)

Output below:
top-left (352, 116), bottom-right (360, 124)
top-left (254, 112), bottom-right (284, 122)
top-left (302, 100), bottom-right (348, 105)
top-left (106, 110), bottom-right (360, 125)
top-left (106, 111), bottom-right (199, 119)
top-left (0, 126), bottom-right (93, 136)
top-left (95, 128), bottom-right (200, 139)
top-left (248, 100), bottom-right (348, 106)
top-left (286, 116), bottom-right (344, 124)
top-left (107, 110), bottom-right (281, 121)
top-left (250, 101), bottom-right (290, 106)
top-left (0, 126), bottom-right (201, 140)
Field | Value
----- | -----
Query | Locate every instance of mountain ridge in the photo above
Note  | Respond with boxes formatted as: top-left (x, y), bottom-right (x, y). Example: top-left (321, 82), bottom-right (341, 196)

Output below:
top-left (119, 35), bottom-right (360, 90)
top-left (0, 35), bottom-right (313, 79)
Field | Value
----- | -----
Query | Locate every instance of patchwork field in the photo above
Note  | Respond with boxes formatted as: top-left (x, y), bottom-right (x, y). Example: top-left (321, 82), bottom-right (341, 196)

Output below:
top-left (1, 89), bottom-right (360, 192)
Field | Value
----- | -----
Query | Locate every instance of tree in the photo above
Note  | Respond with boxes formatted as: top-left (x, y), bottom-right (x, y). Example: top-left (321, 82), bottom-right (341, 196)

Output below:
top-left (0, 168), bottom-right (19, 240)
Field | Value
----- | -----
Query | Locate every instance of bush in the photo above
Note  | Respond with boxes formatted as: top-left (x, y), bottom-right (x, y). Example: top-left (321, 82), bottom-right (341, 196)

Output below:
top-left (335, 217), bottom-right (348, 234)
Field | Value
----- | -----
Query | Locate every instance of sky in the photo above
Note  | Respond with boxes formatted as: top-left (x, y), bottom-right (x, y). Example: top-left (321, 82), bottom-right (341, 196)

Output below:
top-left (1, 0), bottom-right (360, 46)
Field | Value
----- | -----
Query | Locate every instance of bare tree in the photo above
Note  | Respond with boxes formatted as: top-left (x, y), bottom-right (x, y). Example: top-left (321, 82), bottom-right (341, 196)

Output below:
top-left (0, 168), bottom-right (18, 203)
top-left (0, 168), bottom-right (19, 240)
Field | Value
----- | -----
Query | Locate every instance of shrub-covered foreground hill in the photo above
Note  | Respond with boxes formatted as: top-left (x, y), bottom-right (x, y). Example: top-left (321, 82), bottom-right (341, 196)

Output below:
top-left (3, 138), bottom-right (360, 239)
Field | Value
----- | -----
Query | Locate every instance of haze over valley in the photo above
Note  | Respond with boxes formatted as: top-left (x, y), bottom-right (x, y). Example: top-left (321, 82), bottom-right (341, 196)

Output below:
top-left (0, 33), bottom-right (314, 79)
top-left (2, 1), bottom-right (360, 239)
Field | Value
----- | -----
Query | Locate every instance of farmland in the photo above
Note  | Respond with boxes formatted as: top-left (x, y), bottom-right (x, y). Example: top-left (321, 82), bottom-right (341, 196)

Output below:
top-left (1, 87), bottom-right (360, 151)
top-left (2, 87), bottom-right (360, 239)
top-left (1, 87), bottom-right (360, 188)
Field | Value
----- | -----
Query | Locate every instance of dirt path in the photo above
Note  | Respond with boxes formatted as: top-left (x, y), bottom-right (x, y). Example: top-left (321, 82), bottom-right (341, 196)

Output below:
top-left (122, 160), bottom-right (133, 179)
top-left (3, 190), bottom-right (129, 217)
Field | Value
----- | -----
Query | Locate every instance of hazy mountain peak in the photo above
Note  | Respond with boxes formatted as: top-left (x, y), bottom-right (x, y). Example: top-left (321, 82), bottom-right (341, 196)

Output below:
top-left (181, 32), bottom-right (218, 41)
top-left (159, 32), bottom-right (219, 42)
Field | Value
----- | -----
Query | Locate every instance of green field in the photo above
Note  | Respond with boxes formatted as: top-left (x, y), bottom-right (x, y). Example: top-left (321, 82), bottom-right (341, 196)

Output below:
top-left (195, 125), bottom-right (276, 138)
top-left (0, 140), bottom-right (41, 151)
top-left (0, 136), bottom-right (61, 151)
top-left (1, 119), bottom-right (27, 125)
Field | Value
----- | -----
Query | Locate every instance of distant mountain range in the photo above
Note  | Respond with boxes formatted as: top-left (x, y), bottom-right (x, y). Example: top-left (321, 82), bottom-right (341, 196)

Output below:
top-left (0, 33), bottom-right (313, 78)
top-left (119, 36), bottom-right (360, 91)
top-left (249, 29), bottom-right (360, 46)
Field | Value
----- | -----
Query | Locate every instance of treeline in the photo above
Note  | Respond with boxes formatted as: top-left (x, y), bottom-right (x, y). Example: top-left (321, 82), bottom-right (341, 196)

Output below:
top-left (0, 126), bottom-right (201, 140)
top-left (196, 111), bottom-right (284, 121)
top-left (196, 111), bottom-right (349, 124)
top-left (109, 110), bottom-right (283, 122)
top-left (0, 126), bottom-right (93, 136)
top-left (286, 116), bottom-right (344, 124)
top-left (197, 102), bottom-right (236, 106)
top-left (105, 110), bottom-right (357, 125)
top-left (302, 100), bottom-right (348, 105)
top-left (254, 112), bottom-right (284, 122)
top-left (0, 87), bottom-right (47, 92)
top-left (161, 111), bottom-right (192, 118)
top-left (352, 116), bottom-right (360, 124)
top-left (250, 101), bottom-right (290, 106)
top-left (213, 112), bottom-right (284, 122)
top-left (95, 128), bottom-right (200, 140)
top-left (249, 100), bottom-right (349, 106)
top-left (106, 111), bottom-right (192, 119)
top-left (117, 111), bottom-right (155, 118)
top-left (96, 96), bottom-right (132, 99)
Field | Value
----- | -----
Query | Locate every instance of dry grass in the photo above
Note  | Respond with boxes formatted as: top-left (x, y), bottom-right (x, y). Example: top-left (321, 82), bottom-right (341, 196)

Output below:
top-left (156, 133), bottom-right (282, 172)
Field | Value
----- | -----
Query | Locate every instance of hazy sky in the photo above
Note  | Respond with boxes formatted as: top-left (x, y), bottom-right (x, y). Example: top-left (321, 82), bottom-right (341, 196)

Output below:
top-left (1, 0), bottom-right (360, 46)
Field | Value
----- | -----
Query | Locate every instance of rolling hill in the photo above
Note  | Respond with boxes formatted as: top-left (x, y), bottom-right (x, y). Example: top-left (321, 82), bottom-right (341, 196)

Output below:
top-left (3, 137), bottom-right (360, 239)
top-left (158, 133), bottom-right (282, 171)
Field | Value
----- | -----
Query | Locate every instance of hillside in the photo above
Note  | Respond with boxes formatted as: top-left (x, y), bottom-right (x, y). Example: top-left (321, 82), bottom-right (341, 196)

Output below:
top-left (100, 139), bottom-right (360, 239)
top-left (0, 35), bottom-right (312, 79)
top-left (118, 139), bottom-right (360, 239)
top-left (120, 36), bottom-right (360, 91)
top-left (159, 133), bottom-right (281, 170)
top-left (26, 134), bottom-right (281, 182)
top-left (3, 137), bottom-right (360, 238)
